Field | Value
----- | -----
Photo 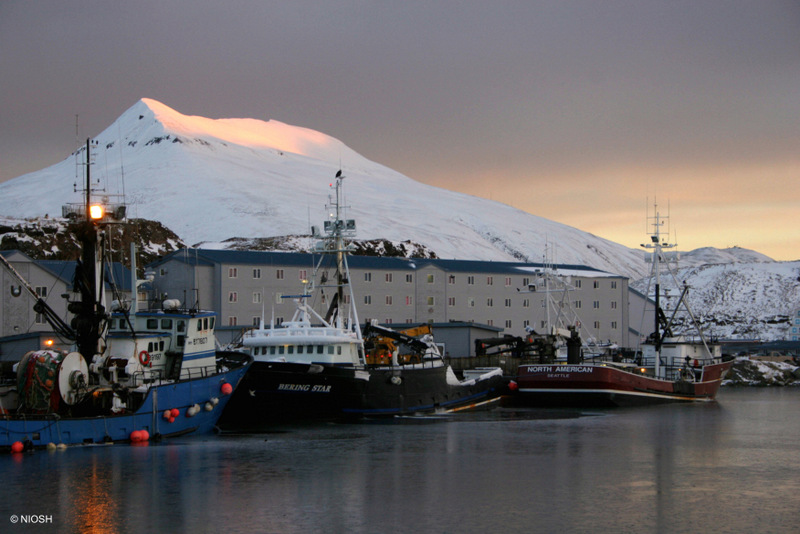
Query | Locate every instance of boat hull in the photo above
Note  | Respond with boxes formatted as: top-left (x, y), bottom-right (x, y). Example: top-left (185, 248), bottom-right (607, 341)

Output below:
top-left (219, 361), bottom-right (509, 429)
top-left (512, 360), bottom-right (733, 407)
top-left (0, 352), bottom-right (250, 450)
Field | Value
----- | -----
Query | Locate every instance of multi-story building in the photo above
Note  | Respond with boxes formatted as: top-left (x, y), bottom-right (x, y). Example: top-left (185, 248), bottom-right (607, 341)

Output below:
top-left (149, 249), bottom-right (643, 352)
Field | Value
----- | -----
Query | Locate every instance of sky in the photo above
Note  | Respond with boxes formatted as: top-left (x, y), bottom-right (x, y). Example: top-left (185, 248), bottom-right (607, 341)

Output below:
top-left (1, 1), bottom-right (799, 260)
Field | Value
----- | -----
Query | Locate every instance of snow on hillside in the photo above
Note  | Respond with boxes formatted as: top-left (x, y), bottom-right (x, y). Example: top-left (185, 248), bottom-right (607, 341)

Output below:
top-left (631, 260), bottom-right (800, 341)
top-left (0, 99), bottom-right (648, 279)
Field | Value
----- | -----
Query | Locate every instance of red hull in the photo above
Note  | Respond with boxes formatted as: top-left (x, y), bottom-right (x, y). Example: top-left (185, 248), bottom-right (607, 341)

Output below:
top-left (513, 360), bottom-right (733, 407)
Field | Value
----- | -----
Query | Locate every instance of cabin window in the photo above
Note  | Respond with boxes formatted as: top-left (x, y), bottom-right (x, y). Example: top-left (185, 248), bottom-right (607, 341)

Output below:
top-left (298, 345), bottom-right (304, 354)
top-left (317, 345), bottom-right (324, 354)
top-left (204, 318), bottom-right (209, 330)
top-left (177, 335), bottom-right (185, 347)
top-left (108, 319), bottom-right (116, 329)
top-left (177, 321), bottom-right (186, 332)
top-left (307, 345), bottom-right (313, 353)
top-left (197, 319), bottom-right (203, 330)
top-left (287, 346), bottom-right (294, 354)
top-left (148, 342), bottom-right (154, 352)
top-left (337, 346), bottom-right (342, 355)
top-left (147, 319), bottom-right (158, 329)
top-left (159, 341), bottom-right (165, 351)
top-left (327, 346), bottom-right (334, 354)
top-left (161, 319), bottom-right (172, 329)
top-left (270, 347), bottom-right (276, 355)
top-left (278, 346), bottom-right (285, 355)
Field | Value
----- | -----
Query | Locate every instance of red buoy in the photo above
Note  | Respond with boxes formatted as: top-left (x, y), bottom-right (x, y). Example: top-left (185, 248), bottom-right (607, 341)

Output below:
top-left (10, 441), bottom-right (24, 453)
top-left (508, 380), bottom-right (519, 392)
top-left (220, 382), bottom-right (233, 395)
top-left (170, 408), bottom-right (180, 418)
top-left (130, 430), bottom-right (143, 442)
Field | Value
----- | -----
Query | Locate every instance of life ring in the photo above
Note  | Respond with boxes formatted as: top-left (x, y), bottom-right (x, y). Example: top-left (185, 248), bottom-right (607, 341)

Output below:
top-left (138, 350), bottom-right (151, 367)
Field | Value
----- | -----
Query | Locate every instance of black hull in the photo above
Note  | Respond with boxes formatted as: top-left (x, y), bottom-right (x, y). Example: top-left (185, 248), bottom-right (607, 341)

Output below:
top-left (218, 361), bottom-right (508, 429)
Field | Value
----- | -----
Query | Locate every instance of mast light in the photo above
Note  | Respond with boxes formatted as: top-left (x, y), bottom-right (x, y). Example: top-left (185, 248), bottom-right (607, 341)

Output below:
top-left (89, 204), bottom-right (104, 220)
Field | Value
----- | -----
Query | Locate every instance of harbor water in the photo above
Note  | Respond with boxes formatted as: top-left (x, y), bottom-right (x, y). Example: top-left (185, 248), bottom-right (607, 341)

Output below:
top-left (1, 388), bottom-right (799, 533)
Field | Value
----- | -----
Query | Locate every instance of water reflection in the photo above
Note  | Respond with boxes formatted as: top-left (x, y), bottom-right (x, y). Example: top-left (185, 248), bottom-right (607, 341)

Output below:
top-left (1, 390), bottom-right (798, 533)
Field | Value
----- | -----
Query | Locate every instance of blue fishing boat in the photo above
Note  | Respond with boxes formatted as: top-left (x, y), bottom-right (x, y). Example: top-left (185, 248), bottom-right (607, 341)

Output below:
top-left (0, 139), bottom-right (251, 451)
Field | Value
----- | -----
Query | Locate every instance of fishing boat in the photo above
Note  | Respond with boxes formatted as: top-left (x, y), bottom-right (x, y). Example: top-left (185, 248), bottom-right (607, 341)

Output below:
top-left (513, 205), bottom-right (732, 406)
top-left (0, 139), bottom-right (251, 452)
top-left (219, 172), bottom-right (508, 429)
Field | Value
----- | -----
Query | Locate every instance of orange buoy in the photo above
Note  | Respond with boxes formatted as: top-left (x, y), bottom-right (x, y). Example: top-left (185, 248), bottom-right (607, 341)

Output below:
top-left (130, 430), bottom-right (142, 442)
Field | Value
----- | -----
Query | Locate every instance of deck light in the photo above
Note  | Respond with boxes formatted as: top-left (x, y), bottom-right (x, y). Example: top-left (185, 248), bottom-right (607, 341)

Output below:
top-left (89, 204), bottom-right (104, 220)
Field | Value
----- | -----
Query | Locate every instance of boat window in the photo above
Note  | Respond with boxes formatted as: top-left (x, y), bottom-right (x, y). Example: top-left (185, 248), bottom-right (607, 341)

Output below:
top-left (278, 346), bottom-right (285, 355)
top-left (161, 319), bottom-right (172, 329)
top-left (337, 346), bottom-right (342, 355)
top-left (317, 345), bottom-right (323, 354)
top-left (148, 342), bottom-right (154, 352)
top-left (108, 319), bottom-right (115, 329)
top-left (177, 321), bottom-right (186, 332)
top-left (288, 346), bottom-right (294, 354)
top-left (270, 347), bottom-right (276, 355)
top-left (177, 335), bottom-right (185, 347)
top-left (147, 319), bottom-right (158, 329)
top-left (327, 345), bottom-right (334, 354)
top-left (204, 318), bottom-right (209, 330)
top-left (210, 317), bottom-right (215, 329)
top-left (197, 319), bottom-right (203, 331)
top-left (159, 341), bottom-right (165, 351)
top-left (298, 345), bottom-right (304, 354)
top-left (307, 345), bottom-right (313, 354)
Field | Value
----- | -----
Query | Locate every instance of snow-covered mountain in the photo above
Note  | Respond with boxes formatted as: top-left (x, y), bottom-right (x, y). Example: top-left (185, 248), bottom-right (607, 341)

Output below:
top-left (0, 98), bottom-right (796, 340)
top-left (0, 98), bottom-right (648, 278)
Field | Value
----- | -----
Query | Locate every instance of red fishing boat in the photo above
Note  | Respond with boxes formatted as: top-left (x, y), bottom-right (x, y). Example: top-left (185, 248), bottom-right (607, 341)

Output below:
top-left (514, 205), bottom-right (733, 406)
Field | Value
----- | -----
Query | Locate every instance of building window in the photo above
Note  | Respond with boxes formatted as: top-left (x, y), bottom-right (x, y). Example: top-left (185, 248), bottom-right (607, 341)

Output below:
top-left (487, 276), bottom-right (493, 286)
top-left (253, 292), bottom-right (262, 304)
top-left (468, 297), bottom-right (475, 308)
top-left (276, 269), bottom-right (284, 280)
top-left (487, 298), bottom-right (493, 307)
top-left (575, 300), bottom-right (582, 309)
top-left (467, 276), bottom-right (474, 285)
top-left (611, 281), bottom-right (617, 289)
top-left (523, 299), bottom-right (530, 308)
top-left (228, 267), bottom-right (238, 278)
top-left (343, 294), bottom-right (350, 304)
top-left (229, 292), bottom-right (238, 303)
top-left (253, 268), bottom-right (261, 279)
top-left (505, 277), bottom-right (511, 287)
top-left (228, 317), bottom-right (238, 326)
top-left (299, 269), bottom-right (307, 280)
top-left (522, 277), bottom-right (529, 287)
top-left (35, 313), bottom-right (46, 324)
top-left (505, 298), bottom-right (512, 307)
top-left (575, 280), bottom-right (582, 288)
top-left (252, 317), bottom-right (260, 326)
top-left (487, 320), bottom-right (494, 326)
top-left (593, 321), bottom-right (600, 329)
top-left (385, 296), bottom-right (393, 306)
top-left (35, 286), bottom-right (47, 298)
top-left (364, 295), bottom-right (372, 305)
top-left (448, 297), bottom-right (456, 307)
top-left (427, 274), bottom-right (435, 283)
top-left (611, 301), bottom-right (617, 309)
top-left (406, 296), bottom-right (413, 306)
top-left (275, 292), bottom-right (283, 304)
top-left (427, 296), bottom-right (435, 306)
top-left (593, 281), bottom-right (599, 289)
top-left (611, 321), bottom-right (618, 329)
top-left (385, 273), bottom-right (393, 283)
top-left (365, 272), bottom-right (372, 282)
top-left (406, 274), bottom-right (413, 283)
top-left (541, 320), bottom-right (547, 329)
top-left (593, 301), bottom-right (600, 309)
top-left (449, 275), bottom-right (456, 284)
top-left (505, 320), bottom-right (512, 328)
top-left (523, 320), bottom-right (530, 328)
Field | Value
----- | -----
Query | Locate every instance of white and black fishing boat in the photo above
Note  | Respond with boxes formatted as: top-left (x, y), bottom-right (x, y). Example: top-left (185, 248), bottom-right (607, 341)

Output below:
top-left (0, 139), bottom-right (251, 452)
top-left (219, 172), bottom-right (508, 429)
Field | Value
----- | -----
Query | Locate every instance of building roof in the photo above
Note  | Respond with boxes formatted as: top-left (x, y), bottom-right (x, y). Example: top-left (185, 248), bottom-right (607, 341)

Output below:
top-left (151, 248), bottom-right (621, 278)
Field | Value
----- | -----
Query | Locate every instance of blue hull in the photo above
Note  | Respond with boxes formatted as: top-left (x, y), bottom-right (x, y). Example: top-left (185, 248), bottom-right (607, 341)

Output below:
top-left (1, 356), bottom-right (250, 450)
